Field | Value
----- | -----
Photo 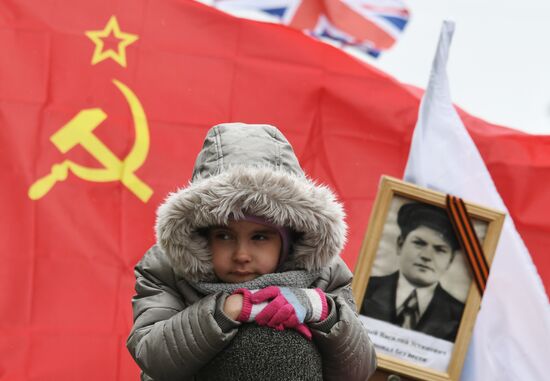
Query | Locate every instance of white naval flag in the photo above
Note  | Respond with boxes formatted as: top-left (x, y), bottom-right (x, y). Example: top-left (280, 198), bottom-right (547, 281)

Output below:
top-left (404, 21), bottom-right (550, 380)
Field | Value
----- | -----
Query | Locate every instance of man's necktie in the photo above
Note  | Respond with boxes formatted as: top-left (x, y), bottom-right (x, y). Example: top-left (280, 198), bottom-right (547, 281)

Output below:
top-left (397, 289), bottom-right (419, 329)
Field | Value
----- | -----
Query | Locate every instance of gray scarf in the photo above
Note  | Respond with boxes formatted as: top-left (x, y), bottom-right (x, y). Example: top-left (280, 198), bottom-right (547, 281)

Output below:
top-left (192, 269), bottom-right (325, 381)
top-left (190, 270), bottom-right (321, 295)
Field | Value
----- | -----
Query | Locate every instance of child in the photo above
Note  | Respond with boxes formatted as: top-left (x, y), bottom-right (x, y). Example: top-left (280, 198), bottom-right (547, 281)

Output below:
top-left (127, 123), bottom-right (377, 380)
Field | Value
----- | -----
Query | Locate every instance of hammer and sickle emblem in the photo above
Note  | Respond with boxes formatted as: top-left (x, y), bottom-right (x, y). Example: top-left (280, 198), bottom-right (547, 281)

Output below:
top-left (28, 79), bottom-right (153, 202)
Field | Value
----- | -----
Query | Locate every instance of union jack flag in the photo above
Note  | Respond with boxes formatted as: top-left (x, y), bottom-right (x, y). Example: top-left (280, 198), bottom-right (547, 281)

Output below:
top-left (210, 0), bottom-right (410, 57)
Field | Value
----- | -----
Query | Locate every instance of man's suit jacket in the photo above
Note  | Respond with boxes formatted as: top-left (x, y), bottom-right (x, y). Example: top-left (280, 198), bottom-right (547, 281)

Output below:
top-left (360, 272), bottom-right (465, 342)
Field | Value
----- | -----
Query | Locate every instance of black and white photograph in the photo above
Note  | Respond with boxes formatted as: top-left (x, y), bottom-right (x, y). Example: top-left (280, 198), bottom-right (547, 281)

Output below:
top-left (361, 196), bottom-right (486, 342)
top-left (352, 177), bottom-right (504, 380)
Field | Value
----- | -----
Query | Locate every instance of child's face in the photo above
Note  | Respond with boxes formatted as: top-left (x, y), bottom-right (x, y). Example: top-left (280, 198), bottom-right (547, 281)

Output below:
top-left (209, 220), bottom-right (281, 283)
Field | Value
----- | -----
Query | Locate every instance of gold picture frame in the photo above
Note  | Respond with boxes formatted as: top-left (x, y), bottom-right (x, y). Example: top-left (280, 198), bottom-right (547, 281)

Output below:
top-left (353, 176), bottom-right (505, 381)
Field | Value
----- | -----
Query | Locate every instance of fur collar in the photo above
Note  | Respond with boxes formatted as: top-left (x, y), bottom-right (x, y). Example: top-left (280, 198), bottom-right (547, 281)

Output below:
top-left (156, 166), bottom-right (347, 281)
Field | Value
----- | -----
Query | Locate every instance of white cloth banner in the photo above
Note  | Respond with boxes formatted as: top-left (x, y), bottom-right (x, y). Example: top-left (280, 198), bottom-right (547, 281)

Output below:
top-left (403, 21), bottom-right (550, 380)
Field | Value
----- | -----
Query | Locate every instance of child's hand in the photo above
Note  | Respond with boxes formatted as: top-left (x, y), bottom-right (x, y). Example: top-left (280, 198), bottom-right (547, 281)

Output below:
top-left (250, 286), bottom-right (329, 340)
top-left (251, 286), bottom-right (328, 324)
top-left (223, 293), bottom-right (244, 321)
top-left (254, 292), bottom-right (313, 340)
top-left (231, 287), bottom-right (313, 340)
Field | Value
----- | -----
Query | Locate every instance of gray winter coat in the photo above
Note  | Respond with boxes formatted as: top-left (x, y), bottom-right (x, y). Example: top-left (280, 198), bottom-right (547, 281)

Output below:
top-left (127, 123), bottom-right (376, 380)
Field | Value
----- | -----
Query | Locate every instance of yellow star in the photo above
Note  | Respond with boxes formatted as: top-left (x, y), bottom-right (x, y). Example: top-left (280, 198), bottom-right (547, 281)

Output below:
top-left (85, 15), bottom-right (138, 68)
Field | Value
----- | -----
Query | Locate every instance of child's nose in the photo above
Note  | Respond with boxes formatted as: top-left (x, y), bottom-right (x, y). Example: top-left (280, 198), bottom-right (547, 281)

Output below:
top-left (232, 241), bottom-right (252, 263)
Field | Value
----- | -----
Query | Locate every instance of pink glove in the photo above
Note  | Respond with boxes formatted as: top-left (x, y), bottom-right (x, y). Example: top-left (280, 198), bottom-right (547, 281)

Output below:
top-left (249, 286), bottom-right (329, 340)
top-left (251, 286), bottom-right (329, 323)
top-left (251, 286), bottom-right (312, 340)
top-left (232, 286), bottom-right (329, 340)
top-left (232, 288), bottom-right (268, 323)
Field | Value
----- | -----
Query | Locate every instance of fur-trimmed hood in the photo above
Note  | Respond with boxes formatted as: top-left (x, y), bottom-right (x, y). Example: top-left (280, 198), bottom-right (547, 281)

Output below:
top-left (156, 123), bottom-right (347, 281)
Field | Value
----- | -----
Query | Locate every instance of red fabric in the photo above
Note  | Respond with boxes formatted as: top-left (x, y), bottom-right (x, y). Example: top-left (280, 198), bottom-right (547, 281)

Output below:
top-left (1, 0), bottom-right (549, 379)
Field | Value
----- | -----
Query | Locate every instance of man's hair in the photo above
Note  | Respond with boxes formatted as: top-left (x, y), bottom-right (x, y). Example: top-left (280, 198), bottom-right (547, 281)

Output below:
top-left (397, 202), bottom-right (460, 251)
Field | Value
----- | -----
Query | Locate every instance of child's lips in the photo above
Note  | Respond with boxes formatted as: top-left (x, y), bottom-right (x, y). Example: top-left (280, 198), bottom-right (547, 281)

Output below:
top-left (231, 270), bottom-right (253, 276)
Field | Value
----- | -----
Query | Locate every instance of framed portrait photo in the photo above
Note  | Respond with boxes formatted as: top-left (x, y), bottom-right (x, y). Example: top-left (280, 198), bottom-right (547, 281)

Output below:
top-left (352, 176), bottom-right (505, 381)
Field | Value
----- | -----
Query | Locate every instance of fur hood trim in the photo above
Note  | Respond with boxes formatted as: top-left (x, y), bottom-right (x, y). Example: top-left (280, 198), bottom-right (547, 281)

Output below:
top-left (156, 166), bottom-right (347, 281)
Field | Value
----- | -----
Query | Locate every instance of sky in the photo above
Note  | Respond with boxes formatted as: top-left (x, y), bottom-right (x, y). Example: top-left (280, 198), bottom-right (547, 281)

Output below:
top-left (361, 0), bottom-right (550, 135)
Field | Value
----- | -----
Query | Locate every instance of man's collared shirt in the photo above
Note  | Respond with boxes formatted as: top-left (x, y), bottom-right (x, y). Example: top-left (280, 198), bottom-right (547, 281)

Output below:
top-left (395, 272), bottom-right (438, 318)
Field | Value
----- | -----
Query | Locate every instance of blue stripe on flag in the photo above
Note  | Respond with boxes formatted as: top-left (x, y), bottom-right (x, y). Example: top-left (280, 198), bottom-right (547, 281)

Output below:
top-left (379, 15), bottom-right (408, 30)
top-left (261, 7), bottom-right (287, 19)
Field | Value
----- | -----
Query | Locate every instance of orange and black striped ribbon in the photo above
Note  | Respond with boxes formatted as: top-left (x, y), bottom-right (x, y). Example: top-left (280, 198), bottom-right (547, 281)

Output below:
top-left (445, 195), bottom-right (489, 295)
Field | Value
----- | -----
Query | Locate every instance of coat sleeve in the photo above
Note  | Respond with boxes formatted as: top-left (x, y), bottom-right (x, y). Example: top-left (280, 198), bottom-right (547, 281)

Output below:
top-left (126, 246), bottom-right (239, 381)
top-left (310, 257), bottom-right (377, 381)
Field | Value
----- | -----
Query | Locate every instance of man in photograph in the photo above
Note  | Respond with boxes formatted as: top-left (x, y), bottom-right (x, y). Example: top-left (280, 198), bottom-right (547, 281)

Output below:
top-left (360, 202), bottom-right (465, 342)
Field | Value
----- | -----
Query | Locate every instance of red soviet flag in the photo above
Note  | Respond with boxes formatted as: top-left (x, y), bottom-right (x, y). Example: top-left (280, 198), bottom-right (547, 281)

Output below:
top-left (1, 0), bottom-right (549, 379)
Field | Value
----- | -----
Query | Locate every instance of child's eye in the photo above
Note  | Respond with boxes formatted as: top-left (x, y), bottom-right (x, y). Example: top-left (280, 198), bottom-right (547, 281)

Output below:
top-left (211, 230), bottom-right (233, 241)
top-left (413, 239), bottom-right (427, 247)
top-left (251, 234), bottom-right (268, 241)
